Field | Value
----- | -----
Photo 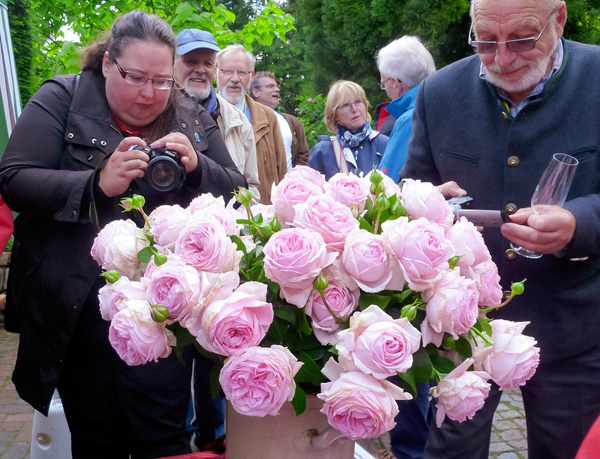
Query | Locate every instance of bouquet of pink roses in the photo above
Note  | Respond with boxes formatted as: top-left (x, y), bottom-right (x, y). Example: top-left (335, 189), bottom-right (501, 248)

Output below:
top-left (91, 166), bottom-right (539, 439)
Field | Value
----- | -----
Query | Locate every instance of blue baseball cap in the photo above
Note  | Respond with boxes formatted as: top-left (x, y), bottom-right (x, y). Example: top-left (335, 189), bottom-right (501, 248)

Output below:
top-left (176, 29), bottom-right (220, 55)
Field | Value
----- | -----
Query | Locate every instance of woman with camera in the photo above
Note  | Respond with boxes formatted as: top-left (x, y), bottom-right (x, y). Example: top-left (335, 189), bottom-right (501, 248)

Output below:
top-left (0, 10), bottom-right (246, 459)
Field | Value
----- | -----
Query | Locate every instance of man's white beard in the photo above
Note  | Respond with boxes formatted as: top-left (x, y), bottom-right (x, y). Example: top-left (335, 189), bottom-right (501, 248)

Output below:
top-left (184, 78), bottom-right (212, 101)
top-left (219, 87), bottom-right (244, 105)
top-left (486, 52), bottom-right (554, 96)
top-left (485, 33), bottom-right (558, 97)
top-left (217, 75), bottom-right (246, 105)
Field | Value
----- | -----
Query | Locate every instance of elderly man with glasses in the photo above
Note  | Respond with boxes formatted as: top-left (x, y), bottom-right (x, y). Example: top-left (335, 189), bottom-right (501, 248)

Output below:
top-left (216, 45), bottom-right (286, 204)
top-left (249, 71), bottom-right (309, 171)
top-left (376, 36), bottom-right (436, 183)
top-left (174, 29), bottom-right (261, 204)
top-left (401, 1), bottom-right (600, 458)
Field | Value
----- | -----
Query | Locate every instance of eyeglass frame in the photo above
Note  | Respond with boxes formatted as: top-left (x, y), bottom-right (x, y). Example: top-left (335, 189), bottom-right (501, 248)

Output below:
top-left (468, 8), bottom-right (557, 55)
top-left (337, 99), bottom-right (365, 113)
top-left (218, 68), bottom-right (251, 78)
top-left (378, 76), bottom-right (396, 90)
top-left (112, 59), bottom-right (175, 90)
top-left (256, 83), bottom-right (280, 90)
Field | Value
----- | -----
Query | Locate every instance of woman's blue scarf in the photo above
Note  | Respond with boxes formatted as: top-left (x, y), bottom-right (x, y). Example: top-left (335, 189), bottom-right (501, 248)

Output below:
top-left (336, 122), bottom-right (372, 148)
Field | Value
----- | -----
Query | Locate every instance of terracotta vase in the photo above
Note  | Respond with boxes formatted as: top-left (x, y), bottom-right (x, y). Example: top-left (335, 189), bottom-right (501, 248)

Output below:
top-left (225, 395), bottom-right (355, 459)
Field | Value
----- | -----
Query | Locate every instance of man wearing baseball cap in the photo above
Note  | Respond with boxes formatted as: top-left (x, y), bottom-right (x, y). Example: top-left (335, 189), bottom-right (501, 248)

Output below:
top-left (175, 29), bottom-right (260, 202)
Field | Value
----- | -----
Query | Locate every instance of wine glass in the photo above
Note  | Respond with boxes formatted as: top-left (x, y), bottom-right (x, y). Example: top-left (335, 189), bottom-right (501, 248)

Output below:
top-left (510, 153), bottom-right (579, 259)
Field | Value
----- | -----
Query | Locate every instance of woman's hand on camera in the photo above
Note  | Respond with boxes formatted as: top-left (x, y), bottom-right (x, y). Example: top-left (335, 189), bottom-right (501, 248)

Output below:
top-left (150, 133), bottom-right (198, 173)
top-left (98, 137), bottom-right (149, 197)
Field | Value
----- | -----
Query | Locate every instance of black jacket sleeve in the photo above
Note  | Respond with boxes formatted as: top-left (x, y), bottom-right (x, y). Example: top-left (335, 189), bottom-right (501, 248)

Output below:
top-left (0, 75), bottom-right (94, 220)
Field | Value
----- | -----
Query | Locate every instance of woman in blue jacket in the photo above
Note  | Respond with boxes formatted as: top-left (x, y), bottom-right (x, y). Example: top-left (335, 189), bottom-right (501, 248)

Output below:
top-left (307, 80), bottom-right (388, 180)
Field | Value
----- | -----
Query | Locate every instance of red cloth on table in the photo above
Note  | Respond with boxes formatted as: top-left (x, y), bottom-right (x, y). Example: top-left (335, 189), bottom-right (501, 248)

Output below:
top-left (159, 436), bottom-right (226, 459)
top-left (576, 415), bottom-right (600, 459)
top-left (0, 195), bottom-right (13, 252)
top-left (159, 454), bottom-right (225, 459)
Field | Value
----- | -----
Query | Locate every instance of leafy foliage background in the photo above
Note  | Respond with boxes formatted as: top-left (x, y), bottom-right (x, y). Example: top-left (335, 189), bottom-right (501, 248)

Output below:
top-left (6, 0), bottom-right (600, 142)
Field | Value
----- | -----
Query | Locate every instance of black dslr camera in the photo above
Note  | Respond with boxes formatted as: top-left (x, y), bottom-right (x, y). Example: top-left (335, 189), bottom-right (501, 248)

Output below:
top-left (447, 196), bottom-right (511, 227)
top-left (130, 145), bottom-right (186, 192)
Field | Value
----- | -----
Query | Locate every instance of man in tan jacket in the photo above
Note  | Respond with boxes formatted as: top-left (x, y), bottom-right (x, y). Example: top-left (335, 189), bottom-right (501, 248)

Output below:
top-left (216, 44), bottom-right (286, 204)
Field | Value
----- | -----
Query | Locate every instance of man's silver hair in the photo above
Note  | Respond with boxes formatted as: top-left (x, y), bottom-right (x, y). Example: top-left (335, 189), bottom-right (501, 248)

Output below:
top-left (216, 44), bottom-right (256, 70)
top-left (376, 36), bottom-right (436, 88)
top-left (470, 0), bottom-right (562, 21)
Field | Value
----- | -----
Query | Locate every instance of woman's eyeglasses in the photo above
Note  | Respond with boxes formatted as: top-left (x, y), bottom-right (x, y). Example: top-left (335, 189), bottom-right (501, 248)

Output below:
top-left (113, 59), bottom-right (175, 90)
top-left (468, 9), bottom-right (557, 55)
top-left (337, 100), bottom-right (365, 112)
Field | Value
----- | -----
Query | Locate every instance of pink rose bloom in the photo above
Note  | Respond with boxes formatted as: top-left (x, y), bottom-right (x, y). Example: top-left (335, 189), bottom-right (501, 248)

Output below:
top-left (91, 219), bottom-right (148, 280)
top-left (293, 194), bottom-right (359, 252)
top-left (318, 370), bottom-right (409, 440)
top-left (182, 271), bottom-right (240, 334)
top-left (432, 358), bottom-right (491, 427)
top-left (305, 279), bottom-right (360, 345)
top-left (144, 256), bottom-right (202, 321)
top-left (188, 194), bottom-right (241, 236)
top-left (286, 165), bottom-right (326, 187)
top-left (263, 228), bottom-right (337, 307)
top-left (142, 252), bottom-right (175, 280)
top-left (341, 229), bottom-right (405, 293)
top-left (187, 193), bottom-right (225, 215)
top-left (401, 179), bottom-right (454, 228)
top-left (271, 177), bottom-right (324, 227)
top-left (421, 269), bottom-right (480, 346)
top-left (323, 258), bottom-right (360, 291)
top-left (219, 345), bottom-right (302, 417)
top-left (204, 208), bottom-right (241, 237)
top-left (175, 214), bottom-right (241, 273)
top-left (336, 305), bottom-right (421, 379)
top-left (108, 299), bottom-right (174, 366)
top-left (472, 320), bottom-right (540, 390)
top-left (147, 204), bottom-right (190, 250)
top-left (446, 217), bottom-right (492, 267)
top-left (98, 277), bottom-right (147, 321)
top-left (382, 217), bottom-right (453, 291)
top-left (194, 282), bottom-right (273, 356)
top-left (324, 173), bottom-right (369, 215)
top-left (462, 260), bottom-right (503, 307)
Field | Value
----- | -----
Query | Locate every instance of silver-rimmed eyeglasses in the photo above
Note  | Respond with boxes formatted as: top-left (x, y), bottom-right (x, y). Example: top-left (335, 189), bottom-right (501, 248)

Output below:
top-left (219, 68), bottom-right (251, 78)
top-left (257, 83), bottom-right (279, 90)
top-left (337, 99), bottom-right (365, 112)
top-left (468, 9), bottom-right (557, 54)
top-left (378, 77), bottom-right (393, 90)
top-left (113, 59), bottom-right (175, 90)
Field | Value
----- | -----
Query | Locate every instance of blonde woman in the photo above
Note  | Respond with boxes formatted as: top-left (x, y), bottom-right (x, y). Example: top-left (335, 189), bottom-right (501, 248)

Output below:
top-left (307, 80), bottom-right (388, 180)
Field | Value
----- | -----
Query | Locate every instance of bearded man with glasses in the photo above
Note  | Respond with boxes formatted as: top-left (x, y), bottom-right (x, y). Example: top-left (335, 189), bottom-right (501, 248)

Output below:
top-left (216, 44), bottom-right (286, 204)
top-left (400, 1), bottom-right (600, 458)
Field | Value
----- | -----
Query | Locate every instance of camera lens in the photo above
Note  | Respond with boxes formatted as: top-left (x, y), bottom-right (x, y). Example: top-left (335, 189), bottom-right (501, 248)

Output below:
top-left (147, 156), bottom-right (181, 191)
